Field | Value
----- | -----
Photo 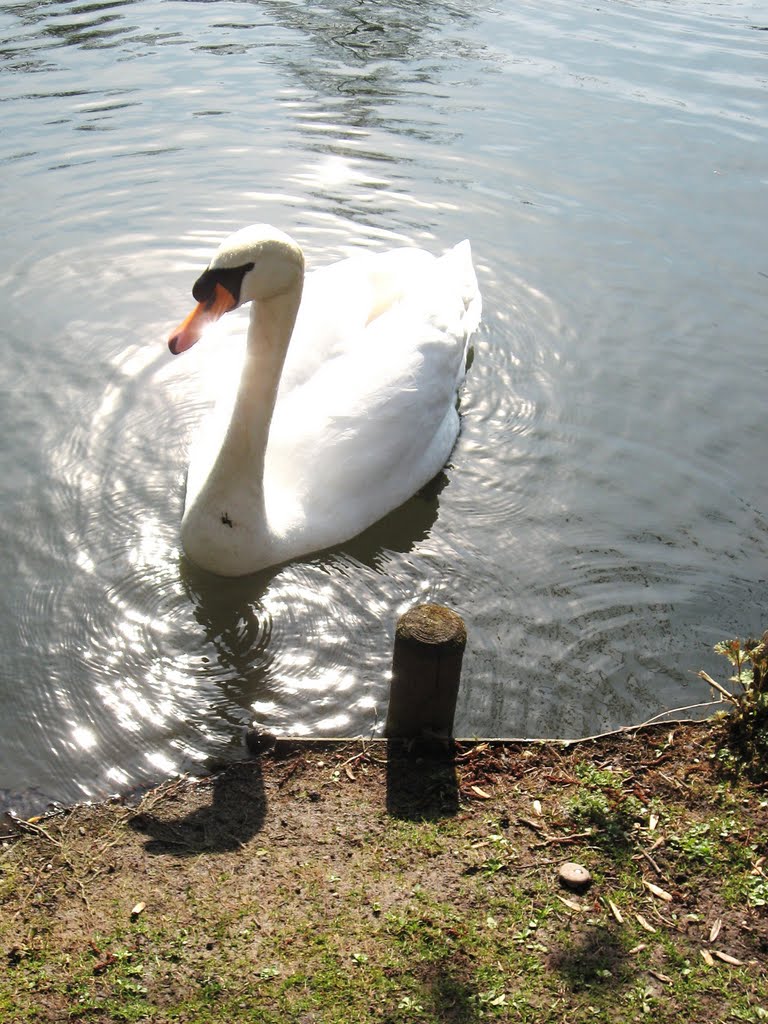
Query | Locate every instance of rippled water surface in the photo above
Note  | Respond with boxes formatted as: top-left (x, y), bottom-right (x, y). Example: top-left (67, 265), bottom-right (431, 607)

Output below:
top-left (1, 0), bottom-right (766, 813)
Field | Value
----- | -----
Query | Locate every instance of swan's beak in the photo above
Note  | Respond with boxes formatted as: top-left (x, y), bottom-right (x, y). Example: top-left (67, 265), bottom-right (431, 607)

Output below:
top-left (168, 282), bottom-right (236, 355)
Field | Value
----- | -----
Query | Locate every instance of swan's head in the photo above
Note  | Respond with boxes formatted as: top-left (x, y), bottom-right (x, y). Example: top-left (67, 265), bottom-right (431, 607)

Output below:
top-left (168, 224), bottom-right (304, 355)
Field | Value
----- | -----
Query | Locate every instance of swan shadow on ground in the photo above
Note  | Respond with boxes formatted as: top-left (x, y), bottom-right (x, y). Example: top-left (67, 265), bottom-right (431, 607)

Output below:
top-left (128, 759), bottom-right (267, 856)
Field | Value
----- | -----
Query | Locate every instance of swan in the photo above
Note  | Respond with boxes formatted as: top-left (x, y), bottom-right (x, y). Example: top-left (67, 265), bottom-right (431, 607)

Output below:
top-left (167, 224), bottom-right (481, 576)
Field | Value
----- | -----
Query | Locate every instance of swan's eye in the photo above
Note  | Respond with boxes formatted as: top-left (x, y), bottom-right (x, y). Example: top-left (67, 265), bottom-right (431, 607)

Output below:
top-left (193, 262), bottom-right (255, 308)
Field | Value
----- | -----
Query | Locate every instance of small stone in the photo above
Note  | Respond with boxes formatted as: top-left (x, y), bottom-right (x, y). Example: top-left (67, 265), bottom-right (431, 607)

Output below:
top-left (558, 862), bottom-right (592, 892)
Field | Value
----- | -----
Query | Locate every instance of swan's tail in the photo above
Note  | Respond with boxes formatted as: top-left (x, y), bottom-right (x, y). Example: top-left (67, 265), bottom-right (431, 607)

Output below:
top-left (442, 239), bottom-right (482, 338)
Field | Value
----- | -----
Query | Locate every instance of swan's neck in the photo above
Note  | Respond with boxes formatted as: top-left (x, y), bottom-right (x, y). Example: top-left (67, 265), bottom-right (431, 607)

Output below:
top-left (222, 287), bottom-right (301, 483)
top-left (180, 282), bottom-right (302, 574)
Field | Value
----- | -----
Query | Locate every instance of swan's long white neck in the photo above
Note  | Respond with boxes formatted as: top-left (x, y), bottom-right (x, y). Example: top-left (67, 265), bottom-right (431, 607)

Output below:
top-left (212, 287), bottom-right (301, 486)
top-left (180, 282), bottom-right (303, 575)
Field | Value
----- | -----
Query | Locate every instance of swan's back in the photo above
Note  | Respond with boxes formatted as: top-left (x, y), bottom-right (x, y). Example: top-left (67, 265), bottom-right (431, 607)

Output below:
top-left (265, 241), bottom-right (481, 556)
top-left (278, 243), bottom-right (478, 395)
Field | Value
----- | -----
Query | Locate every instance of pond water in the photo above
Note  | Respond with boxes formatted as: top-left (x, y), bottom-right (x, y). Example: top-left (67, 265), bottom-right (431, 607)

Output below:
top-left (1, 0), bottom-right (766, 814)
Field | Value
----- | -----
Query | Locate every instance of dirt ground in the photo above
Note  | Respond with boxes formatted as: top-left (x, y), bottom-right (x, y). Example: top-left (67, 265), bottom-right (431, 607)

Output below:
top-left (1, 722), bottom-right (767, 1023)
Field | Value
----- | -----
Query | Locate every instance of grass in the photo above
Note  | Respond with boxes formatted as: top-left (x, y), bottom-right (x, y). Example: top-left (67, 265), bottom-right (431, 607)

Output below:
top-left (0, 723), bottom-right (766, 1023)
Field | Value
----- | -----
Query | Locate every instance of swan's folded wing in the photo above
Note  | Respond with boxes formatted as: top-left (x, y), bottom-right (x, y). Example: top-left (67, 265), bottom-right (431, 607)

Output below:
top-left (265, 261), bottom-right (479, 550)
top-left (278, 246), bottom-right (443, 397)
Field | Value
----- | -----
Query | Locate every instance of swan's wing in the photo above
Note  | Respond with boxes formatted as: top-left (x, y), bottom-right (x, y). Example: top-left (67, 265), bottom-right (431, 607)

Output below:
top-left (278, 247), bottom-right (439, 396)
top-left (266, 242), bottom-right (481, 550)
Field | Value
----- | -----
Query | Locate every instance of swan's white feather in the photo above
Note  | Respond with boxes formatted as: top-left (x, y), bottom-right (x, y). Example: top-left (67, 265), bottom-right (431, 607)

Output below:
top-left (178, 233), bottom-right (481, 575)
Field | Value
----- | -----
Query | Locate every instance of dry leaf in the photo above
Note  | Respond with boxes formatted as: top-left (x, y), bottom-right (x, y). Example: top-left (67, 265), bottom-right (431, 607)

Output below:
top-left (344, 765), bottom-right (356, 781)
top-left (533, 799), bottom-right (542, 817)
top-left (709, 918), bottom-right (722, 942)
top-left (470, 785), bottom-right (492, 800)
top-left (130, 902), bottom-right (146, 918)
top-left (714, 950), bottom-right (744, 966)
top-left (649, 812), bottom-right (659, 832)
top-left (557, 895), bottom-right (582, 912)
top-left (629, 943), bottom-right (647, 955)
top-left (607, 898), bottom-right (624, 924)
top-left (700, 949), bottom-right (714, 966)
top-left (644, 880), bottom-right (673, 902)
top-left (648, 970), bottom-right (672, 984)
top-left (635, 913), bottom-right (657, 934)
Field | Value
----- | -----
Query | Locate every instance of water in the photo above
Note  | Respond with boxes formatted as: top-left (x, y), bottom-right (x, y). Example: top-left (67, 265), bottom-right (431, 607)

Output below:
top-left (1, 0), bottom-right (766, 814)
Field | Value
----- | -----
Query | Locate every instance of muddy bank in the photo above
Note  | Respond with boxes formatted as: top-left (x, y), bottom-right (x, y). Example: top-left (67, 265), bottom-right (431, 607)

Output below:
top-left (1, 722), bottom-right (766, 1023)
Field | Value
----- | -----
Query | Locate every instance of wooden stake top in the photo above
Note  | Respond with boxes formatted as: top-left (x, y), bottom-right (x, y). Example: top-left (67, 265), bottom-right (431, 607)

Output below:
top-left (395, 604), bottom-right (467, 651)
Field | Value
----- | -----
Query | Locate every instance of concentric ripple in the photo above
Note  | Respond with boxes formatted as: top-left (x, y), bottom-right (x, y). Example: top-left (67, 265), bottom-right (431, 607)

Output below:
top-left (1, 0), bottom-right (766, 814)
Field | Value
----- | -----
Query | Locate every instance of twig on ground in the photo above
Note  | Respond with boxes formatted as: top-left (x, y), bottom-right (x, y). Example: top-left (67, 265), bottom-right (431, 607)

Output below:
top-left (655, 768), bottom-right (689, 791)
top-left (15, 819), bottom-right (62, 848)
top-left (634, 846), bottom-right (669, 881)
top-left (532, 830), bottom-right (594, 848)
top-left (360, 739), bottom-right (388, 766)
top-left (698, 672), bottom-right (738, 705)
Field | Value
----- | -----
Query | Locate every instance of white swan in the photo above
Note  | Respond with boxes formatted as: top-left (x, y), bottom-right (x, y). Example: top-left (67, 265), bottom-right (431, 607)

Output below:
top-left (168, 224), bottom-right (481, 576)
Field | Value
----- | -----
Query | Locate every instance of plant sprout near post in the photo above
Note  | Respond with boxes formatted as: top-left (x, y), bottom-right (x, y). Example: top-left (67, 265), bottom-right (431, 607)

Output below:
top-left (700, 630), bottom-right (768, 775)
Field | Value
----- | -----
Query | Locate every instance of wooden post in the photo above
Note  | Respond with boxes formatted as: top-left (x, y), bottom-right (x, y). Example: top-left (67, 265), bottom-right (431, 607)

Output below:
top-left (385, 603), bottom-right (467, 739)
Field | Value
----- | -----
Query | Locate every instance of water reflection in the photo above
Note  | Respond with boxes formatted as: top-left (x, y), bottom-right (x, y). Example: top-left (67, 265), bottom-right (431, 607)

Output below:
top-left (1, 0), bottom-right (138, 67)
top-left (178, 473), bottom-right (446, 738)
top-left (180, 560), bottom-right (275, 685)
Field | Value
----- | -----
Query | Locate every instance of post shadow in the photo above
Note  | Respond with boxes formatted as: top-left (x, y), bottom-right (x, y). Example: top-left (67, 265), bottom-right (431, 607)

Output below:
top-left (549, 925), bottom-right (631, 992)
top-left (385, 739), bottom-right (459, 820)
top-left (128, 758), bottom-right (267, 855)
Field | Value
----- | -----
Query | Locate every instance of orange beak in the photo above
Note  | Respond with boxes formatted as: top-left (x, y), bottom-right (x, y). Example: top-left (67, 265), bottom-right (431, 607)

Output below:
top-left (168, 282), bottom-right (236, 355)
